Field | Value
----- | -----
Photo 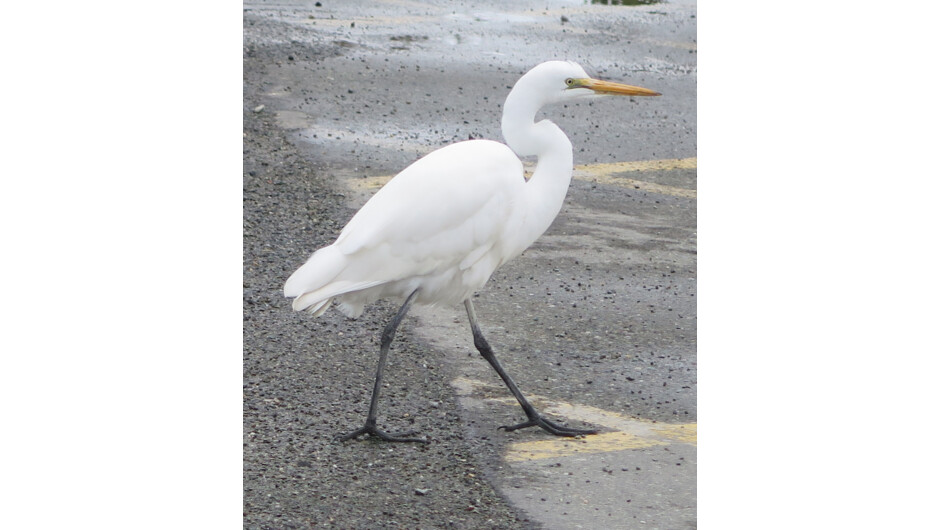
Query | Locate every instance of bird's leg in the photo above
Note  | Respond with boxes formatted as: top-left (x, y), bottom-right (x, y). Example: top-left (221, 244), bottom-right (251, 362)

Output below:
top-left (464, 299), bottom-right (597, 437)
top-left (337, 290), bottom-right (428, 443)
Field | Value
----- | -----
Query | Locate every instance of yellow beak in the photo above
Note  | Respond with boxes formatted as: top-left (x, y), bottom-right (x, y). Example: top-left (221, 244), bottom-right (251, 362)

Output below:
top-left (573, 78), bottom-right (661, 97)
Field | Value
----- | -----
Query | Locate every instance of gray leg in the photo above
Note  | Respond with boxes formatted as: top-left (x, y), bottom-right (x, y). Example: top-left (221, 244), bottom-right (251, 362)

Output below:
top-left (337, 290), bottom-right (427, 443)
top-left (464, 299), bottom-right (597, 437)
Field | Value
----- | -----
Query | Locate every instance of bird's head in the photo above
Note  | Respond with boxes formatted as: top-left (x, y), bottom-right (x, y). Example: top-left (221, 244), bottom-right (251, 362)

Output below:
top-left (517, 60), bottom-right (661, 106)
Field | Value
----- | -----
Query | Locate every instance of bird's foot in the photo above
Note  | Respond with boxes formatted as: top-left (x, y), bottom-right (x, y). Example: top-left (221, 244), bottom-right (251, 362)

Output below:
top-left (336, 423), bottom-right (428, 443)
top-left (498, 415), bottom-right (597, 437)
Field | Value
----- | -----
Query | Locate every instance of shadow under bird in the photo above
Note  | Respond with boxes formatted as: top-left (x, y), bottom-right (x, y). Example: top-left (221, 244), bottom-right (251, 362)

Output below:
top-left (285, 60), bottom-right (660, 443)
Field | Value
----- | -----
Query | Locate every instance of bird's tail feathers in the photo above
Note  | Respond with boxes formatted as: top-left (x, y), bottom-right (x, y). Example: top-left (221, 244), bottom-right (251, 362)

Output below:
top-left (286, 245), bottom-right (338, 291)
top-left (284, 245), bottom-right (347, 315)
top-left (285, 245), bottom-right (385, 317)
top-left (296, 296), bottom-right (332, 317)
top-left (290, 280), bottom-right (383, 316)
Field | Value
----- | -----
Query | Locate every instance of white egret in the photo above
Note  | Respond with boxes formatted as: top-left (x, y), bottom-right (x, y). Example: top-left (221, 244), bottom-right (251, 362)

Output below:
top-left (285, 60), bottom-right (660, 442)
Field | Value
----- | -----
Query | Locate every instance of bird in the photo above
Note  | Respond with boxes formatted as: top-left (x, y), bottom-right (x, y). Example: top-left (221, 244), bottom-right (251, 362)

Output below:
top-left (285, 60), bottom-right (660, 443)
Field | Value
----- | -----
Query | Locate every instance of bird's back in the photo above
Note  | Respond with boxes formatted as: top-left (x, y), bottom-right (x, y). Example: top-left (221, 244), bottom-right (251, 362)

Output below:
top-left (285, 139), bottom-right (527, 318)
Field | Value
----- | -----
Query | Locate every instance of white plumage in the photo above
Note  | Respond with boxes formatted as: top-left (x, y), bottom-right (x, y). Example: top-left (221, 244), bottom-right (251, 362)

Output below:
top-left (284, 61), bottom-right (659, 442)
top-left (285, 139), bottom-right (526, 318)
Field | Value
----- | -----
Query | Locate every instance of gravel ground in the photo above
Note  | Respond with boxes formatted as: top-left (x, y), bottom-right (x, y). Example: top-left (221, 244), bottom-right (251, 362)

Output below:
top-left (243, 33), bottom-right (530, 528)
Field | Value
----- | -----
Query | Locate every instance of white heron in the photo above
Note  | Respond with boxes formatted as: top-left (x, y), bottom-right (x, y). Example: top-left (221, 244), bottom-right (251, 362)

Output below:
top-left (285, 60), bottom-right (660, 442)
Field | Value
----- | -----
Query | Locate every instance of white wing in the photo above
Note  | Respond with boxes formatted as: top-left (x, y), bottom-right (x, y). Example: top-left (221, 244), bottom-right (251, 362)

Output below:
top-left (285, 139), bottom-right (526, 315)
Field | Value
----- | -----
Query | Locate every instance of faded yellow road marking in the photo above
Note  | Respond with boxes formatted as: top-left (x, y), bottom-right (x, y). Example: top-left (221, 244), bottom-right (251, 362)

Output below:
top-left (578, 157), bottom-right (697, 174)
top-left (506, 431), bottom-right (668, 462)
top-left (345, 157), bottom-right (696, 197)
top-left (574, 157), bottom-right (697, 198)
top-left (452, 377), bottom-right (696, 463)
top-left (651, 423), bottom-right (698, 445)
top-left (348, 174), bottom-right (394, 191)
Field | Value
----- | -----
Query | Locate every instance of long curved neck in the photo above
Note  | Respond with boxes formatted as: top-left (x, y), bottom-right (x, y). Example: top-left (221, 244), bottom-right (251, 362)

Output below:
top-left (501, 87), bottom-right (574, 255)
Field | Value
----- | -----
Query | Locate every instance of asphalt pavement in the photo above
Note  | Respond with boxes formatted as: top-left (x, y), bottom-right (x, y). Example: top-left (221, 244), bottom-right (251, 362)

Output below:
top-left (244, 1), bottom-right (696, 528)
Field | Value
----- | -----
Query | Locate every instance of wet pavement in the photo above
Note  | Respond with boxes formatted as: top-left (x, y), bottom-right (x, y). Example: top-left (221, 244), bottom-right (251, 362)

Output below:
top-left (244, 1), bottom-right (696, 527)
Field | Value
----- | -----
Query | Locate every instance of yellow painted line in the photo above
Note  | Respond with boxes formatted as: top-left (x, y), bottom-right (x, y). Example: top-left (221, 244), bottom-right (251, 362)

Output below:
top-left (579, 176), bottom-right (697, 199)
top-left (578, 157), bottom-right (697, 174)
top-left (574, 158), bottom-right (697, 199)
top-left (451, 377), bottom-right (696, 463)
top-left (344, 157), bottom-right (696, 197)
top-left (348, 175), bottom-right (394, 191)
top-left (651, 423), bottom-right (698, 445)
top-left (505, 431), bottom-right (667, 462)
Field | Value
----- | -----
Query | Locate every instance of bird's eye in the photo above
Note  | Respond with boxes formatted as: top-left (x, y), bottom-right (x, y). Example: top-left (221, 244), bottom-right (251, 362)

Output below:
top-left (565, 78), bottom-right (574, 86)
